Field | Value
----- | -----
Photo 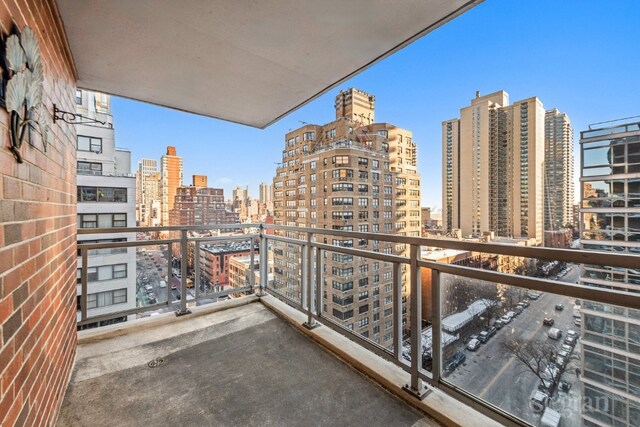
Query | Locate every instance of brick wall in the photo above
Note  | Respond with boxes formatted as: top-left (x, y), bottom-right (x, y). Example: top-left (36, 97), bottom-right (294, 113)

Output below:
top-left (0, 1), bottom-right (78, 426)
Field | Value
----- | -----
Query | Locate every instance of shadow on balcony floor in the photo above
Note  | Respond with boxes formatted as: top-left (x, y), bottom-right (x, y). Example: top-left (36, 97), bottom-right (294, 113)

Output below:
top-left (58, 302), bottom-right (438, 426)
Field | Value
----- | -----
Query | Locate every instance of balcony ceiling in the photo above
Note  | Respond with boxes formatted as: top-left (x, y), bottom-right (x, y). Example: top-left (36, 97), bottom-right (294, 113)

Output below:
top-left (56, 0), bottom-right (480, 128)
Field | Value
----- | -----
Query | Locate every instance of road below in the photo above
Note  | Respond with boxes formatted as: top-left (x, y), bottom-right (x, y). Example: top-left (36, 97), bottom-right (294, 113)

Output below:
top-left (445, 264), bottom-right (582, 426)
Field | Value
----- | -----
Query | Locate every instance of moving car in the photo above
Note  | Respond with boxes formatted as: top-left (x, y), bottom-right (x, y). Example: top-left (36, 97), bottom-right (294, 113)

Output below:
top-left (467, 339), bottom-right (481, 351)
top-left (543, 317), bottom-right (555, 326)
top-left (555, 304), bottom-right (564, 311)
top-left (159, 280), bottom-right (167, 288)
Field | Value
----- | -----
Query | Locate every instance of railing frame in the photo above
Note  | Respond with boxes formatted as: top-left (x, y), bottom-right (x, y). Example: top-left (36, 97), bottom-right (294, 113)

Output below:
top-left (77, 223), bottom-right (640, 427)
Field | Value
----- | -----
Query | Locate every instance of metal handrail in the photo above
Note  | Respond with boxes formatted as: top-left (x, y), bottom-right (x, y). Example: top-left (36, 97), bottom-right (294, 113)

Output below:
top-left (77, 222), bottom-right (640, 427)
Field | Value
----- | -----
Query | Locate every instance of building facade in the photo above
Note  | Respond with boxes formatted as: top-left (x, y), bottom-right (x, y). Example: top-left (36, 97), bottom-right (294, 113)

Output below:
top-left (160, 146), bottom-right (183, 226)
top-left (199, 241), bottom-right (258, 286)
top-left (579, 119), bottom-right (640, 427)
top-left (544, 109), bottom-right (575, 231)
top-left (169, 176), bottom-right (239, 227)
top-left (272, 88), bottom-right (421, 349)
top-left (442, 91), bottom-right (545, 243)
top-left (136, 158), bottom-right (159, 226)
top-left (75, 90), bottom-right (137, 328)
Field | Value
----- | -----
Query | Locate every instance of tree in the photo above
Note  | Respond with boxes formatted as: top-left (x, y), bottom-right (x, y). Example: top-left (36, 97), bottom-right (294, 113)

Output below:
top-left (443, 277), bottom-right (500, 326)
top-left (503, 338), bottom-right (557, 385)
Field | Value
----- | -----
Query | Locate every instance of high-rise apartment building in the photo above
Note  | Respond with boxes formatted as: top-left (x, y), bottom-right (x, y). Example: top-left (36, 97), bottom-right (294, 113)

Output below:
top-left (272, 88), bottom-right (421, 349)
top-left (169, 177), bottom-right (239, 227)
top-left (75, 90), bottom-right (137, 328)
top-left (136, 158), bottom-right (158, 225)
top-left (579, 118), bottom-right (640, 427)
top-left (259, 182), bottom-right (271, 203)
top-left (192, 174), bottom-right (208, 187)
top-left (161, 146), bottom-right (183, 226)
top-left (544, 109), bottom-right (575, 231)
top-left (442, 91), bottom-right (545, 243)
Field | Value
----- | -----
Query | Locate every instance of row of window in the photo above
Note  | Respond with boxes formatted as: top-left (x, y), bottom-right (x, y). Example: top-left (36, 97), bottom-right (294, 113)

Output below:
top-left (78, 213), bottom-right (127, 228)
top-left (77, 263), bottom-right (128, 283)
top-left (78, 186), bottom-right (128, 202)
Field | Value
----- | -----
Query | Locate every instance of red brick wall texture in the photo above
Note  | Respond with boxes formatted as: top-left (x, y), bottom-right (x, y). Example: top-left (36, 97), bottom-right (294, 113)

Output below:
top-left (0, 1), bottom-right (78, 425)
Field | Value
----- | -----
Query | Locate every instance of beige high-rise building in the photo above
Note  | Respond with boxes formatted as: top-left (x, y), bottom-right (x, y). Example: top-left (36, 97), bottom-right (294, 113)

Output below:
top-left (272, 88), bottom-right (421, 349)
top-left (544, 109), bottom-right (574, 231)
top-left (442, 90), bottom-right (545, 244)
top-left (161, 146), bottom-right (183, 226)
top-left (136, 158), bottom-right (159, 226)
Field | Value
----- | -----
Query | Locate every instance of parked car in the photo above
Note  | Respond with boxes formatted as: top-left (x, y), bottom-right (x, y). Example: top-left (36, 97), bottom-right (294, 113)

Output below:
top-left (506, 311), bottom-right (516, 319)
top-left (564, 335), bottom-right (577, 346)
top-left (529, 292), bottom-right (541, 300)
top-left (556, 356), bottom-right (567, 368)
top-left (500, 315), bottom-right (512, 324)
top-left (144, 284), bottom-right (153, 293)
top-left (574, 317), bottom-right (582, 326)
top-left (478, 331), bottom-right (490, 343)
top-left (538, 379), bottom-right (554, 394)
top-left (517, 302), bottom-right (526, 310)
top-left (467, 339), bottom-right (481, 351)
top-left (494, 320), bottom-right (504, 330)
top-left (548, 328), bottom-right (562, 340)
top-left (558, 349), bottom-right (570, 359)
top-left (159, 280), bottom-right (167, 288)
top-left (555, 304), bottom-right (564, 311)
top-left (566, 329), bottom-right (579, 339)
top-left (487, 326), bottom-right (497, 336)
top-left (514, 306), bottom-right (524, 315)
top-left (522, 299), bottom-right (530, 308)
top-left (531, 390), bottom-right (549, 412)
top-left (446, 351), bottom-right (466, 371)
top-left (543, 317), bottom-right (555, 326)
top-left (469, 334), bottom-right (479, 341)
top-left (561, 344), bottom-right (573, 354)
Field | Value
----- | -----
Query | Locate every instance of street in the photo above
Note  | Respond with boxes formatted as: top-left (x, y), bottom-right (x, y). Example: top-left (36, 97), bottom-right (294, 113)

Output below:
top-left (445, 264), bottom-right (582, 426)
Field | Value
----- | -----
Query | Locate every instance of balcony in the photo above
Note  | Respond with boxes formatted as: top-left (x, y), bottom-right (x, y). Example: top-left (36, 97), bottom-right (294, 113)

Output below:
top-left (71, 224), bottom-right (640, 427)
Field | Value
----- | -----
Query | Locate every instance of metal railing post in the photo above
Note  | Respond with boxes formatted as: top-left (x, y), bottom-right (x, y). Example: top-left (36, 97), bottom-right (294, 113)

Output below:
top-left (81, 247), bottom-right (88, 322)
top-left (257, 226), bottom-right (267, 297)
top-left (303, 232), bottom-right (319, 329)
top-left (392, 262), bottom-right (402, 362)
top-left (431, 269), bottom-right (442, 383)
top-left (403, 244), bottom-right (428, 399)
top-left (249, 237), bottom-right (256, 293)
top-left (315, 247), bottom-right (322, 317)
top-left (176, 229), bottom-right (191, 316)
top-left (194, 243), bottom-right (201, 300)
top-left (166, 242), bottom-right (173, 306)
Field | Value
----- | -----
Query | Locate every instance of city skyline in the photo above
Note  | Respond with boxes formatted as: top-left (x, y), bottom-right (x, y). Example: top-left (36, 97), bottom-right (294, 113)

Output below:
top-left (111, 0), bottom-right (639, 209)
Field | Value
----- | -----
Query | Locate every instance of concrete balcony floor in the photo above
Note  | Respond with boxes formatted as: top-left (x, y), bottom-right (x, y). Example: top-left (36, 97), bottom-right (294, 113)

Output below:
top-left (58, 299), bottom-right (440, 427)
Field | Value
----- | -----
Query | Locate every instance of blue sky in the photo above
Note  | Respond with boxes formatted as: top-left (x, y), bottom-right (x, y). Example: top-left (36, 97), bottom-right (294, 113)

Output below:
top-left (112, 0), bottom-right (640, 210)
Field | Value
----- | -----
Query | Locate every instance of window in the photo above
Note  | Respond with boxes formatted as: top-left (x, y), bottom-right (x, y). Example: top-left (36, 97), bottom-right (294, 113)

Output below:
top-left (77, 161), bottom-right (103, 175)
top-left (78, 213), bottom-right (127, 228)
top-left (332, 155), bottom-right (349, 166)
top-left (77, 135), bottom-right (102, 152)
top-left (332, 169), bottom-right (354, 180)
top-left (86, 288), bottom-right (127, 309)
top-left (75, 89), bottom-right (82, 104)
top-left (78, 264), bottom-right (128, 283)
top-left (303, 132), bottom-right (315, 141)
top-left (359, 317), bottom-right (369, 327)
top-left (332, 197), bottom-right (353, 206)
top-left (78, 187), bottom-right (128, 202)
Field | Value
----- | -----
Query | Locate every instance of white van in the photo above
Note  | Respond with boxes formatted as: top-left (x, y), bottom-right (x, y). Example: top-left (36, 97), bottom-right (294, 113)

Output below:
top-left (548, 328), bottom-right (562, 340)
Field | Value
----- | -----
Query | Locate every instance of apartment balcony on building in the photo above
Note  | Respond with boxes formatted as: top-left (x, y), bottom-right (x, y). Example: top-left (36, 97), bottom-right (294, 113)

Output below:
top-left (1, 2), bottom-right (638, 427)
